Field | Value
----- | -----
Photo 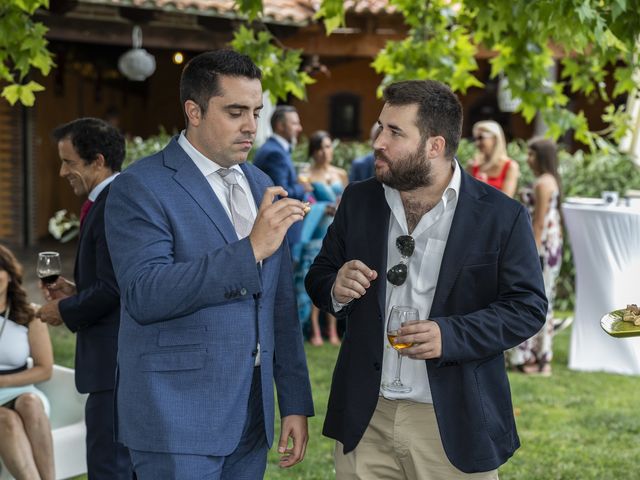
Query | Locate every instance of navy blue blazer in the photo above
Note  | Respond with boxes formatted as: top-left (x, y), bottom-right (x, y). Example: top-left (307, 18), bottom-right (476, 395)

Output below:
top-left (305, 171), bottom-right (547, 473)
top-left (253, 136), bottom-right (304, 245)
top-left (348, 152), bottom-right (375, 183)
top-left (58, 185), bottom-right (120, 394)
top-left (105, 138), bottom-right (314, 455)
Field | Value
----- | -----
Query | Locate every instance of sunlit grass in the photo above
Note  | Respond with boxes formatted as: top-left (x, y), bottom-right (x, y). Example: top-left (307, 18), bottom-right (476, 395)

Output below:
top-left (52, 318), bottom-right (639, 480)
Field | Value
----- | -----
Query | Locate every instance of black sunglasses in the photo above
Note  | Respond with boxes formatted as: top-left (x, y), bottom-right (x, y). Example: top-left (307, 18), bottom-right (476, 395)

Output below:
top-left (473, 133), bottom-right (493, 141)
top-left (386, 235), bottom-right (415, 286)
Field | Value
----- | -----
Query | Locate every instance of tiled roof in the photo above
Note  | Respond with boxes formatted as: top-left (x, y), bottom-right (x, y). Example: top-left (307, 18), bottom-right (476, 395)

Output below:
top-left (80, 0), bottom-right (392, 25)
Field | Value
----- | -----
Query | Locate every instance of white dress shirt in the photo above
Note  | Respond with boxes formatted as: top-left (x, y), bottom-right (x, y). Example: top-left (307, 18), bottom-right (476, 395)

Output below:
top-left (178, 132), bottom-right (258, 222)
top-left (333, 162), bottom-right (462, 402)
top-left (272, 133), bottom-right (292, 152)
top-left (177, 132), bottom-right (261, 365)
top-left (89, 172), bottom-right (119, 201)
top-left (380, 162), bottom-right (461, 402)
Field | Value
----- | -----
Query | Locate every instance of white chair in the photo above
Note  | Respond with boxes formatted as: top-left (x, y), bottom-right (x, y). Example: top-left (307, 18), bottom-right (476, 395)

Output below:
top-left (0, 365), bottom-right (88, 480)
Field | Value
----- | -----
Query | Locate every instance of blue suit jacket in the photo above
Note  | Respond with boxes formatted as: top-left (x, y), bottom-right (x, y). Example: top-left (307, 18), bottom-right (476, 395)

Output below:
top-left (253, 137), bottom-right (304, 246)
top-left (105, 138), bottom-right (314, 455)
top-left (58, 185), bottom-right (120, 394)
top-left (348, 152), bottom-right (375, 183)
top-left (305, 171), bottom-right (547, 473)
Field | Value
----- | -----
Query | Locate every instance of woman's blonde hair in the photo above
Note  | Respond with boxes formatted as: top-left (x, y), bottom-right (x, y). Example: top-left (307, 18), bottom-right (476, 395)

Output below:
top-left (472, 120), bottom-right (509, 170)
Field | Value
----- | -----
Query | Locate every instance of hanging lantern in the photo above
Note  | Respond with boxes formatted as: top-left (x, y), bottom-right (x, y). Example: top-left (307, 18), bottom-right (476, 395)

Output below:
top-left (118, 26), bottom-right (156, 81)
top-left (497, 75), bottom-right (521, 113)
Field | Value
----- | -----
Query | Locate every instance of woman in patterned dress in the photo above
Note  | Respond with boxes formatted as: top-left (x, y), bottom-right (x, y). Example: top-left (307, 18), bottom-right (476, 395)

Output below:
top-left (508, 138), bottom-right (563, 375)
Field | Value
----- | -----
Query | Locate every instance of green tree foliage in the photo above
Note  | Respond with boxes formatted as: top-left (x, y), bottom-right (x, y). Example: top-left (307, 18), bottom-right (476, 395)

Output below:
top-left (321, 0), bottom-right (640, 149)
top-left (9, 0), bottom-right (640, 149)
top-left (230, 25), bottom-right (314, 103)
top-left (0, 0), bottom-right (54, 106)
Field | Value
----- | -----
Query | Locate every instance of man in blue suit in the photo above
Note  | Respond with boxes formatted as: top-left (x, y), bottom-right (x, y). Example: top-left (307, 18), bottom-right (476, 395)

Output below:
top-left (104, 50), bottom-right (314, 479)
top-left (253, 105), bottom-right (311, 250)
top-left (306, 80), bottom-right (546, 479)
top-left (348, 123), bottom-right (378, 183)
top-left (39, 118), bottom-right (132, 479)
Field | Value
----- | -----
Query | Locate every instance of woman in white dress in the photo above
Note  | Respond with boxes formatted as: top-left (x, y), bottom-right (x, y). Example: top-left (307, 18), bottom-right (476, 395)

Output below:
top-left (0, 245), bottom-right (54, 480)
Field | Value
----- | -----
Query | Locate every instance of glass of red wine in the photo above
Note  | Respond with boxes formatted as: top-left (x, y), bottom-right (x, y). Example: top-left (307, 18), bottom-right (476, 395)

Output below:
top-left (37, 251), bottom-right (61, 285)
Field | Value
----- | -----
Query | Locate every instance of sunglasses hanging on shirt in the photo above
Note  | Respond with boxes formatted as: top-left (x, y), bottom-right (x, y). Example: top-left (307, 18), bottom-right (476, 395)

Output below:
top-left (386, 235), bottom-right (415, 287)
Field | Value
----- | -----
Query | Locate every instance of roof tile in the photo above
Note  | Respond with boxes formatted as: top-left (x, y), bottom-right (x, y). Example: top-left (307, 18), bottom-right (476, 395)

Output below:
top-left (81, 0), bottom-right (392, 24)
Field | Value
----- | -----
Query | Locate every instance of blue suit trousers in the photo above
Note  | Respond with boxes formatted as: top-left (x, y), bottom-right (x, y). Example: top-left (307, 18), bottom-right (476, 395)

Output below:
top-left (130, 367), bottom-right (268, 479)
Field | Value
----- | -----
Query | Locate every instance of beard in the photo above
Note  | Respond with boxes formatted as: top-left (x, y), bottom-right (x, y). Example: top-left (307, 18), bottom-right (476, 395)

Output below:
top-left (375, 138), bottom-right (432, 191)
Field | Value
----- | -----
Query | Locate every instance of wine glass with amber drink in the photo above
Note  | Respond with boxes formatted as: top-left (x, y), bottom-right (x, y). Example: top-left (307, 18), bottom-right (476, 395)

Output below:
top-left (382, 305), bottom-right (419, 394)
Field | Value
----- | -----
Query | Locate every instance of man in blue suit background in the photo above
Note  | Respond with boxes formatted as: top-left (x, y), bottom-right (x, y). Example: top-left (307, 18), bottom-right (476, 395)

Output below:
top-left (105, 50), bottom-right (314, 479)
top-left (253, 105), bottom-right (311, 250)
top-left (306, 80), bottom-right (546, 479)
top-left (348, 123), bottom-right (378, 183)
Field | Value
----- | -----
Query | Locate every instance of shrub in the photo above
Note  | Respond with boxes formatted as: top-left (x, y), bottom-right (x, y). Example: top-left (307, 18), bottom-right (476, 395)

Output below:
top-left (124, 128), bottom-right (173, 169)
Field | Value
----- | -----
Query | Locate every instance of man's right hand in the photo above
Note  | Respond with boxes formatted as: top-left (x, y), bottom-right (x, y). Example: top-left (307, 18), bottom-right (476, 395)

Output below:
top-left (40, 276), bottom-right (76, 301)
top-left (250, 186), bottom-right (305, 262)
top-left (333, 260), bottom-right (378, 304)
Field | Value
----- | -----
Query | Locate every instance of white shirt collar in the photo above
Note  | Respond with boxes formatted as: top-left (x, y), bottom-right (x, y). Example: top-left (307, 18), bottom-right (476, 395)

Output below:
top-left (178, 131), bottom-right (244, 179)
top-left (382, 160), bottom-right (461, 233)
top-left (272, 133), bottom-right (291, 152)
top-left (89, 173), bottom-right (119, 202)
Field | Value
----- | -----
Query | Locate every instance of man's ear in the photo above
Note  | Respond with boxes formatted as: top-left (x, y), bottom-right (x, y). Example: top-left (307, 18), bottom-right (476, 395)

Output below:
top-left (184, 100), bottom-right (201, 127)
top-left (427, 136), bottom-right (446, 158)
top-left (93, 153), bottom-right (106, 169)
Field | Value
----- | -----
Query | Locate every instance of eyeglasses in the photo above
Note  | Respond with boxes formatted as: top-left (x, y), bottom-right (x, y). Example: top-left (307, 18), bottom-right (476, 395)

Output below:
top-left (386, 235), bottom-right (415, 286)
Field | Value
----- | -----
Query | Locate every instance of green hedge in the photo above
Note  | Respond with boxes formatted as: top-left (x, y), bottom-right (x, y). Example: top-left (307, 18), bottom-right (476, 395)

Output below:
top-left (456, 139), bottom-right (640, 311)
top-left (125, 132), bottom-right (640, 311)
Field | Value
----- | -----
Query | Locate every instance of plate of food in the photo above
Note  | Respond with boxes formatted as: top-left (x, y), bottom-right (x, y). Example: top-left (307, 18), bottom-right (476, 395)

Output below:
top-left (600, 304), bottom-right (640, 338)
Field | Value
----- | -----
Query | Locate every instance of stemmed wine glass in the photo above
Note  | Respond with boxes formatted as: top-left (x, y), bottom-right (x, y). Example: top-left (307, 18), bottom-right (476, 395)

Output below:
top-left (37, 251), bottom-right (61, 285)
top-left (382, 305), bottom-right (419, 394)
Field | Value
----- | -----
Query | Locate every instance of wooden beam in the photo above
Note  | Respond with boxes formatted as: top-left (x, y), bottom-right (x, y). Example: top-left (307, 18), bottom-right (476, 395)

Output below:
top-left (39, 14), bottom-right (231, 51)
top-left (285, 28), bottom-right (405, 58)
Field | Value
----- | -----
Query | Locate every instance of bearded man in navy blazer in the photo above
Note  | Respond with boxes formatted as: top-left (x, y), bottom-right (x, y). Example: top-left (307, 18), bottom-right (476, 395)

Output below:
top-left (306, 80), bottom-right (547, 479)
top-left (104, 50), bottom-right (314, 479)
top-left (38, 117), bottom-right (132, 479)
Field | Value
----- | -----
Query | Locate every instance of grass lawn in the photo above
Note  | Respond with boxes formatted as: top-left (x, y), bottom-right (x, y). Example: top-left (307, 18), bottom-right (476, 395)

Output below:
top-left (50, 321), bottom-right (639, 480)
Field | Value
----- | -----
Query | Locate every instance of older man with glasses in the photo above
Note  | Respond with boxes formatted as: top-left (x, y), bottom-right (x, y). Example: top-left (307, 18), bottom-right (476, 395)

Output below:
top-left (305, 80), bottom-right (547, 480)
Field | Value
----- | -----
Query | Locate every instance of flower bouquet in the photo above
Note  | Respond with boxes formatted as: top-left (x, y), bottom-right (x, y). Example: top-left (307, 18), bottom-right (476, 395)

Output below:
top-left (48, 209), bottom-right (80, 243)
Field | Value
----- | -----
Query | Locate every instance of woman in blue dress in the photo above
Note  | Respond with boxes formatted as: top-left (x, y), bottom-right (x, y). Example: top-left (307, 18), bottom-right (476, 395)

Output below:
top-left (296, 131), bottom-right (348, 346)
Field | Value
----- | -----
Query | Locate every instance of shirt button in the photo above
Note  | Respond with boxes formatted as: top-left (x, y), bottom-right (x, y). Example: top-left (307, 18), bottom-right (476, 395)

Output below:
top-left (373, 362), bottom-right (381, 371)
top-left (240, 288), bottom-right (247, 296)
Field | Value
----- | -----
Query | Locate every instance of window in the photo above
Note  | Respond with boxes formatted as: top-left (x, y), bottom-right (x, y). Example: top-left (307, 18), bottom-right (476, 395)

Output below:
top-left (329, 93), bottom-right (360, 139)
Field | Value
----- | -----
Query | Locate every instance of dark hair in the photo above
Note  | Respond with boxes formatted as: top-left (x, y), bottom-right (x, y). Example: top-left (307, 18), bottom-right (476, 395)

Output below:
top-left (382, 80), bottom-right (463, 159)
top-left (308, 130), bottom-right (331, 159)
top-left (528, 137), bottom-right (562, 196)
top-left (0, 244), bottom-right (34, 326)
top-left (180, 49), bottom-right (262, 125)
top-left (270, 105), bottom-right (297, 131)
top-left (52, 118), bottom-right (125, 172)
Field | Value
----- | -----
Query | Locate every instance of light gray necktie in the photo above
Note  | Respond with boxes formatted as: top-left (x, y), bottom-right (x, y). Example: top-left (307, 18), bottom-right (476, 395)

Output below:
top-left (217, 168), bottom-right (254, 239)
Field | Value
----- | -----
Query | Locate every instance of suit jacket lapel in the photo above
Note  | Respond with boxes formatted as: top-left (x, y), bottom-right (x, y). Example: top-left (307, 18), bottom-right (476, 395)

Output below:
top-left (431, 171), bottom-right (491, 314)
top-left (240, 162), bottom-right (265, 210)
top-left (241, 162), bottom-right (279, 279)
top-left (75, 185), bottom-right (110, 281)
top-left (165, 138), bottom-right (238, 244)
top-left (366, 182), bottom-right (390, 328)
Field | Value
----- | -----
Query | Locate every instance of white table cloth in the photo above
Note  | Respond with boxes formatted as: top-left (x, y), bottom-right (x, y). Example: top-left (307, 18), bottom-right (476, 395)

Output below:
top-left (563, 200), bottom-right (640, 375)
